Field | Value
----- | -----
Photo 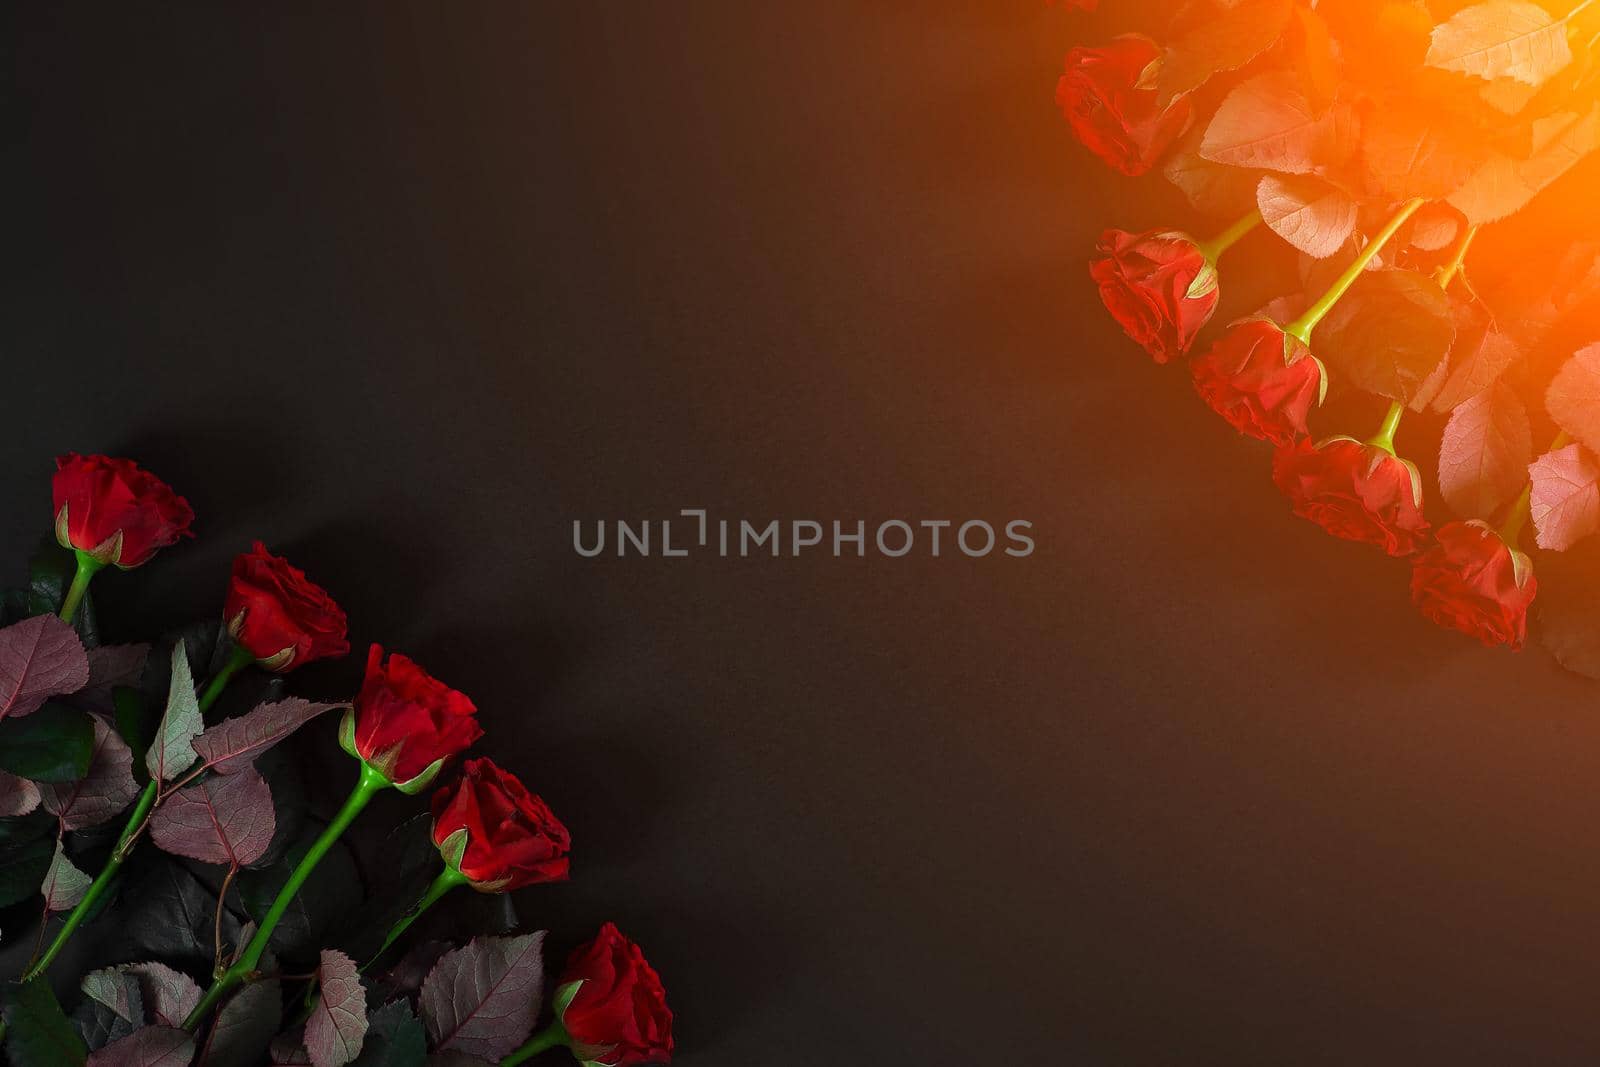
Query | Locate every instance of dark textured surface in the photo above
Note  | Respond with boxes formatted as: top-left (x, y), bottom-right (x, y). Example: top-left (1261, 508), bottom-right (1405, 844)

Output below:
top-left (6, 3), bottom-right (1600, 1064)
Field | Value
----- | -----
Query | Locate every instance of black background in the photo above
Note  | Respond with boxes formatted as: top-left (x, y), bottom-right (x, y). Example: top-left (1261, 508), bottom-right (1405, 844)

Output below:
top-left (8, 3), bottom-right (1600, 1064)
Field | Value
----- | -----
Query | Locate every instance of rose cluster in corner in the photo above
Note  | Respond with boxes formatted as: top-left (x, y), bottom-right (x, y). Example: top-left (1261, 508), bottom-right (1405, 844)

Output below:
top-left (0, 453), bottom-right (674, 1067)
top-left (1050, 0), bottom-right (1600, 657)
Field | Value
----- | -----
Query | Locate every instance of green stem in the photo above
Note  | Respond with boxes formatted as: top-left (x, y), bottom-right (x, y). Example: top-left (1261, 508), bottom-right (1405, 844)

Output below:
top-left (1434, 226), bottom-right (1478, 290)
top-left (1285, 198), bottom-right (1426, 343)
top-left (199, 645), bottom-right (254, 712)
top-left (501, 1021), bottom-right (569, 1067)
top-left (1197, 208), bottom-right (1262, 262)
top-left (1500, 430), bottom-right (1578, 545)
top-left (21, 782), bottom-right (157, 980)
top-left (364, 865), bottom-right (468, 973)
top-left (185, 762), bottom-right (390, 1031)
top-left (1366, 401), bottom-right (1406, 456)
top-left (57, 551), bottom-right (106, 624)
top-left (1500, 483), bottom-right (1534, 546)
top-left (20, 649), bottom-right (250, 982)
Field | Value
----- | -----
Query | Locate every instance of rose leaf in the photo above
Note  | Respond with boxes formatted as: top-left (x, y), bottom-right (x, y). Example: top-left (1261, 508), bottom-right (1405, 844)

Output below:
top-left (419, 932), bottom-right (545, 1061)
top-left (3, 978), bottom-right (88, 1067)
top-left (1157, 0), bottom-right (1296, 106)
top-left (1426, 1), bottom-right (1572, 86)
top-left (203, 979), bottom-right (282, 1067)
top-left (146, 642), bottom-right (202, 783)
top-left (1531, 443), bottom-right (1600, 551)
top-left (41, 717), bottom-right (138, 831)
top-left (350, 1000), bottom-right (427, 1067)
top-left (1450, 107), bottom-right (1600, 225)
top-left (1439, 381), bottom-right (1533, 519)
top-left (85, 1026), bottom-right (194, 1067)
top-left (1313, 268), bottom-right (1456, 403)
top-left (0, 702), bottom-right (96, 783)
top-left (191, 698), bottom-right (346, 776)
top-left (0, 614), bottom-right (90, 721)
top-left (43, 838), bottom-right (94, 912)
top-left (0, 769), bottom-right (42, 817)
top-left (0, 836), bottom-right (54, 907)
top-left (1257, 174), bottom-right (1357, 259)
top-left (149, 763), bottom-right (275, 867)
top-left (305, 949), bottom-right (368, 1067)
top-left (1200, 72), bottom-right (1336, 174)
top-left (1547, 343), bottom-right (1600, 455)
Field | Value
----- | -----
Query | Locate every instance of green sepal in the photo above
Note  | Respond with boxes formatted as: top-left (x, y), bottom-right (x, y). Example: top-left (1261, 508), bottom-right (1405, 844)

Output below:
top-left (338, 707), bottom-right (358, 759)
top-left (337, 708), bottom-right (446, 795)
top-left (553, 979), bottom-right (585, 1023)
top-left (436, 826), bottom-right (470, 872)
top-left (392, 755), bottom-right (447, 795)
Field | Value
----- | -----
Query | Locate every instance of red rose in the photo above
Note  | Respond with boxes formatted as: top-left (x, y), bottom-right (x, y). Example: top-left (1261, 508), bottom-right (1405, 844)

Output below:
top-left (1410, 521), bottom-right (1537, 650)
top-left (1272, 437), bottom-right (1430, 556)
top-left (348, 644), bottom-right (482, 785)
top-left (224, 543), bottom-right (350, 671)
top-left (560, 923), bottom-right (674, 1067)
top-left (52, 453), bottom-right (194, 568)
top-left (1191, 319), bottom-right (1326, 446)
top-left (1056, 36), bottom-right (1190, 176)
top-left (430, 758), bottom-right (570, 890)
top-left (1091, 229), bottom-right (1218, 362)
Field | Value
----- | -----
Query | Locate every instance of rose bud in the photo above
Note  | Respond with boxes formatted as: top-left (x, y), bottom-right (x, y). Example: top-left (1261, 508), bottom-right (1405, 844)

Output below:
top-left (224, 542), bottom-right (350, 671)
top-left (1272, 436), bottom-right (1430, 556)
top-left (52, 453), bottom-right (194, 568)
top-left (1055, 36), bottom-right (1191, 176)
top-left (431, 758), bottom-right (571, 891)
top-left (1410, 520), bottom-right (1537, 650)
top-left (558, 923), bottom-right (674, 1067)
top-left (1091, 229), bottom-right (1219, 362)
top-left (339, 644), bottom-right (482, 792)
top-left (1190, 319), bottom-right (1326, 446)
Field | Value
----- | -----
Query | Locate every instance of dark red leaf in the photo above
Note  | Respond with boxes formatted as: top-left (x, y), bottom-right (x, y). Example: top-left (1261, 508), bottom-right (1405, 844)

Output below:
top-left (1359, 105), bottom-right (1485, 201)
top-left (148, 764), bottom-right (275, 867)
top-left (86, 1026), bottom-right (194, 1067)
top-left (1531, 443), bottom-right (1600, 551)
top-left (1439, 382), bottom-right (1533, 519)
top-left (202, 979), bottom-right (281, 1067)
top-left (1450, 107), bottom-right (1600, 225)
top-left (1313, 268), bottom-right (1455, 403)
top-left (146, 643), bottom-right (201, 784)
top-left (42, 840), bottom-right (91, 912)
top-left (1425, 1), bottom-right (1572, 86)
top-left (0, 770), bottom-right (41, 817)
top-left (419, 933), bottom-right (544, 1061)
top-left (1432, 299), bottom-right (1522, 412)
top-left (0, 615), bottom-right (89, 722)
top-left (41, 718), bottom-right (137, 831)
top-left (1200, 72), bottom-right (1350, 174)
top-left (118, 964), bottom-right (201, 1030)
top-left (1257, 174), bottom-right (1357, 259)
top-left (1156, 0), bottom-right (1296, 106)
top-left (1548, 344), bottom-right (1600, 455)
top-left (304, 950), bottom-right (367, 1067)
top-left (190, 698), bottom-right (345, 777)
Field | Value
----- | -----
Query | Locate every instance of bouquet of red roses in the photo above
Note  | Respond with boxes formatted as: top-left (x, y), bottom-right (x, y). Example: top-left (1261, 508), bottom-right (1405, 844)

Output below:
top-left (1056, 0), bottom-right (1600, 660)
top-left (0, 455), bottom-right (674, 1066)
